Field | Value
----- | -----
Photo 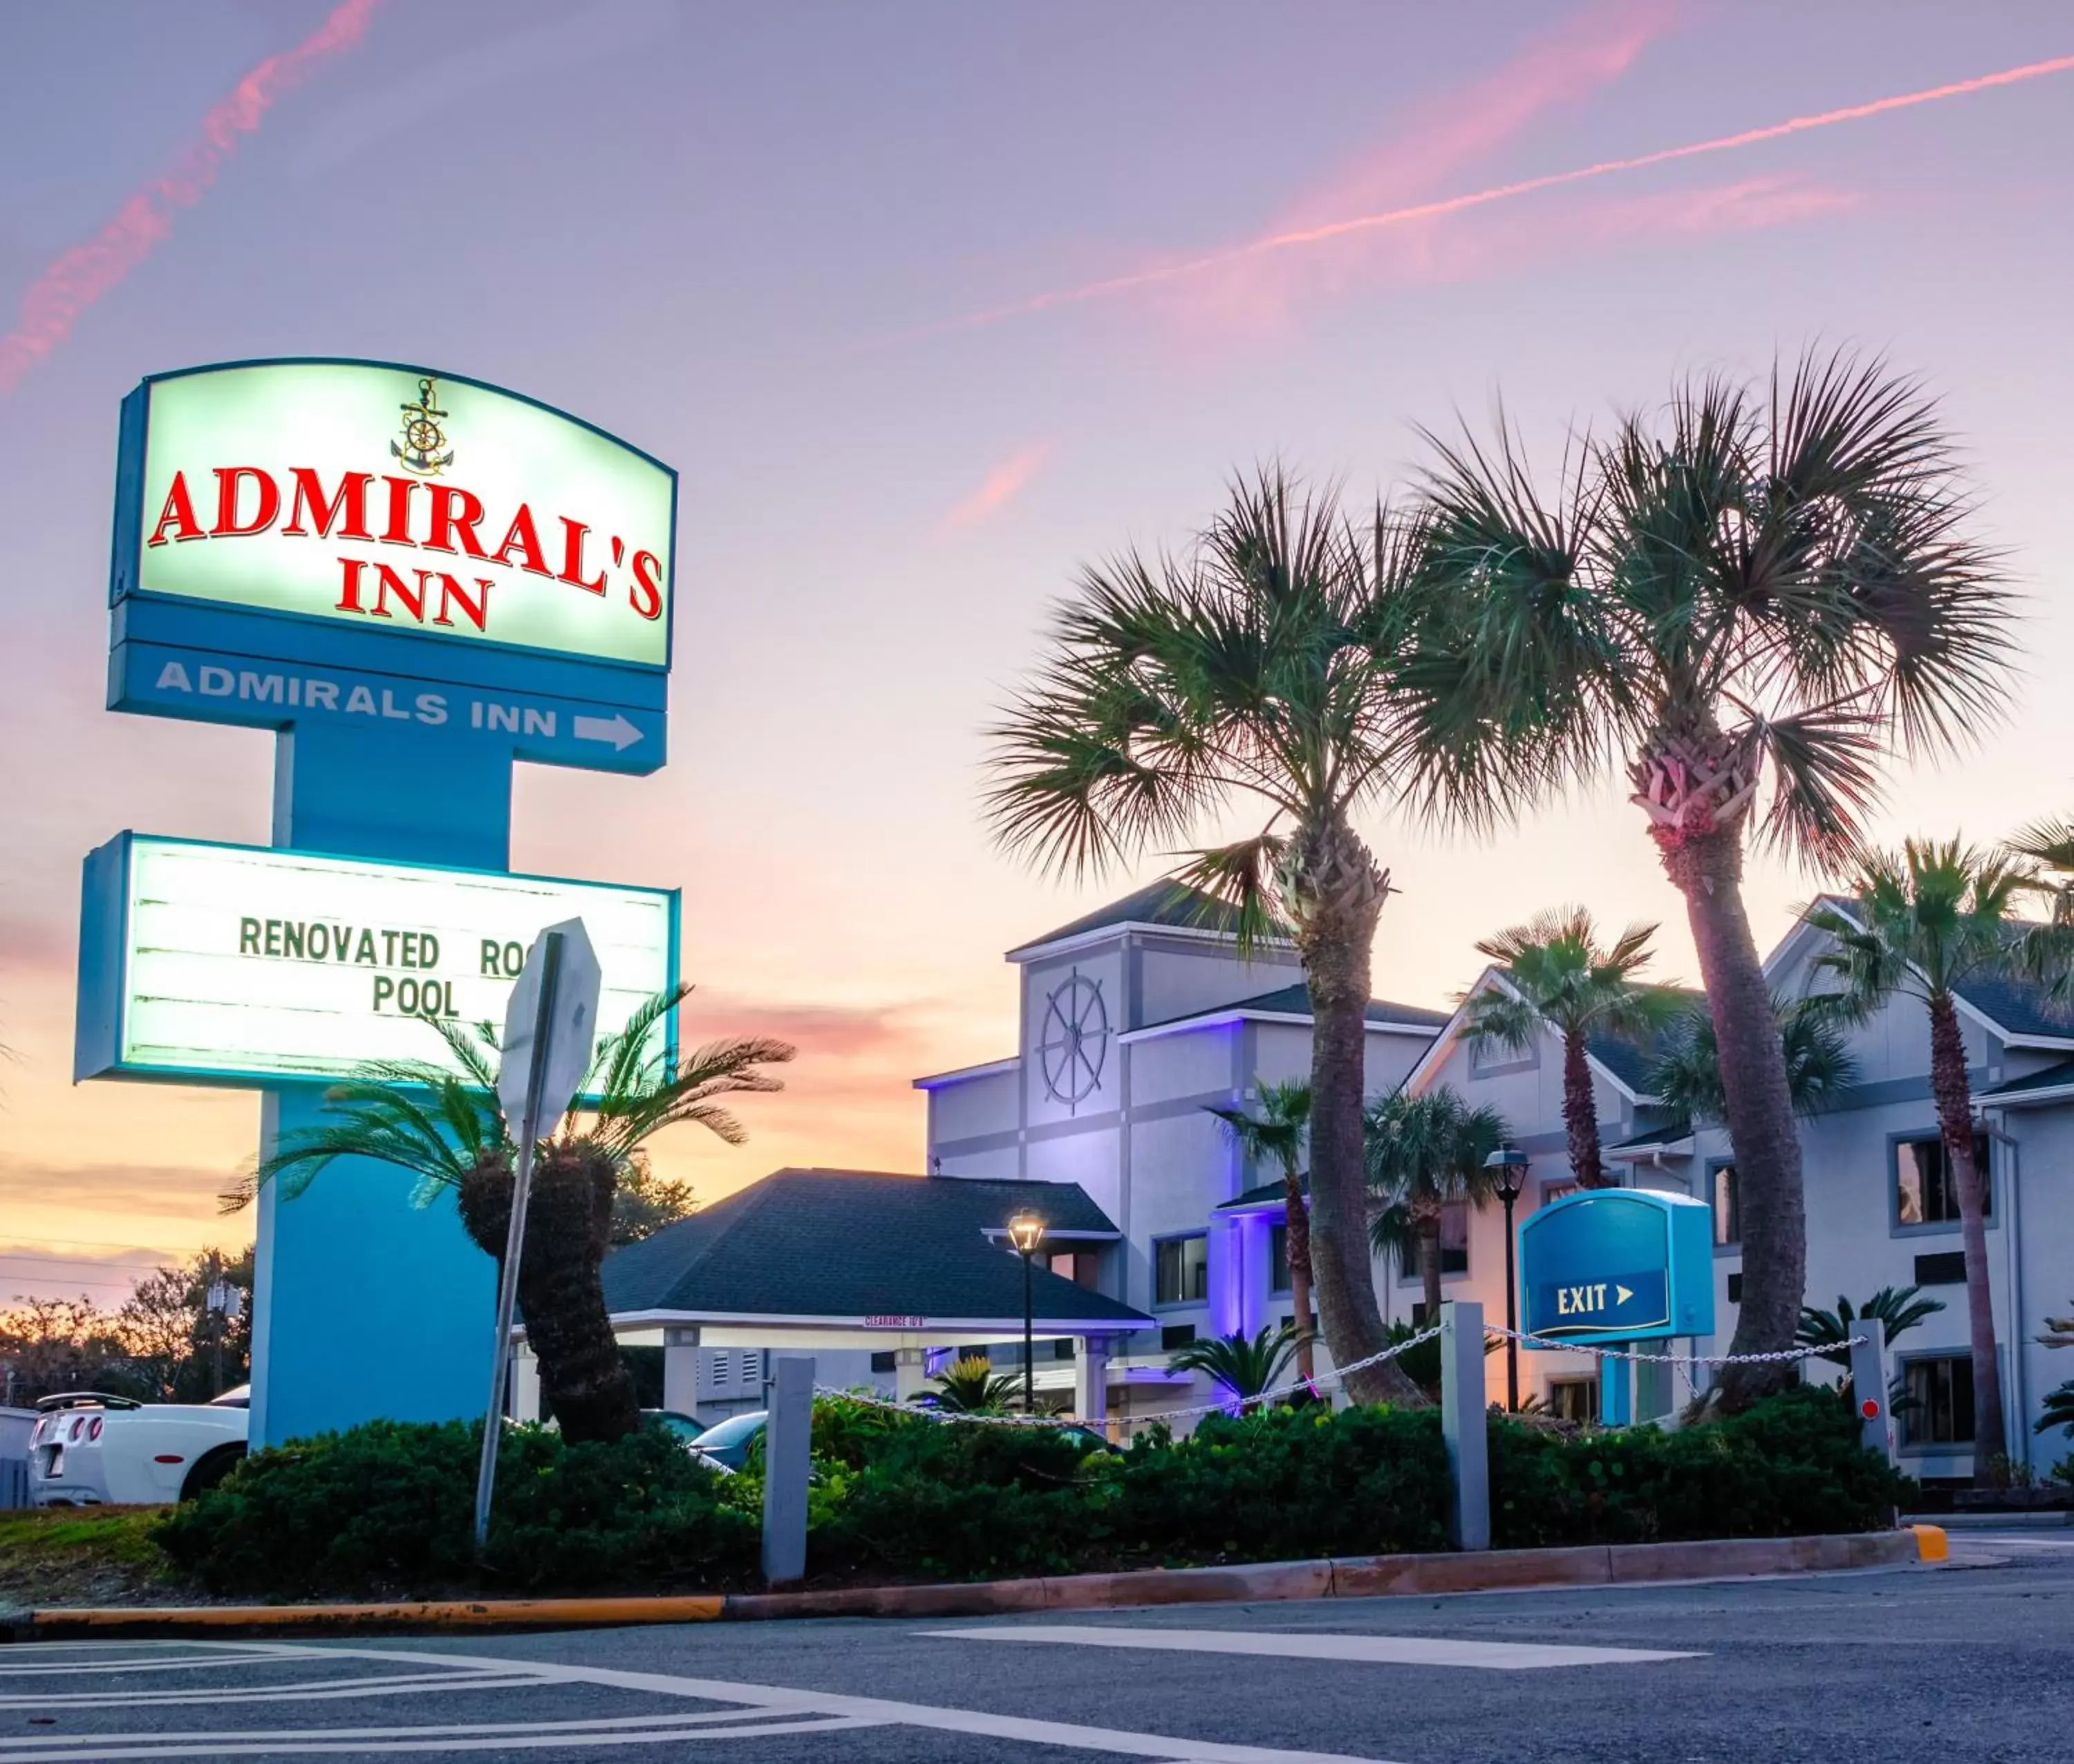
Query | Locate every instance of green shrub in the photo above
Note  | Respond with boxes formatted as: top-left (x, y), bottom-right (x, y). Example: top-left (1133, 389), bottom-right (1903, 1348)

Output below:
top-left (153, 1418), bottom-right (756, 1597)
top-left (1491, 1386), bottom-right (1913, 1548)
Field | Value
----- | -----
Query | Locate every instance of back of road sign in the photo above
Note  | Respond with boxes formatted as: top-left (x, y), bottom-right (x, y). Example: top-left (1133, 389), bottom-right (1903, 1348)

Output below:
top-left (498, 919), bottom-right (604, 1131)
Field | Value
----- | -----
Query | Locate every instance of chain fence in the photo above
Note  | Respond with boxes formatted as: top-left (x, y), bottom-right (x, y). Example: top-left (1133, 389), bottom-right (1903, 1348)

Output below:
top-left (809, 1320), bottom-right (1871, 1438)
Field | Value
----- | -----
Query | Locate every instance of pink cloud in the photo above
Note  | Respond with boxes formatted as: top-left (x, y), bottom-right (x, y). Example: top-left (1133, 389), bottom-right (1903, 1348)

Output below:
top-left (937, 442), bottom-right (1051, 535)
top-left (0, 0), bottom-right (382, 395)
top-left (920, 46), bottom-right (2074, 341)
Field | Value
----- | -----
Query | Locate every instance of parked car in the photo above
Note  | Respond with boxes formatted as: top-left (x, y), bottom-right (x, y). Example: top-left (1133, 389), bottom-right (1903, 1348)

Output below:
top-left (686, 1408), bottom-right (767, 1472)
top-left (29, 1387), bottom-right (249, 1506)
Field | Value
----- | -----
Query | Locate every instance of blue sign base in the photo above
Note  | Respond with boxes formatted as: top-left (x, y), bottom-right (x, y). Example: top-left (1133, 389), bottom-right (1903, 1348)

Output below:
top-left (247, 719), bottom-right (507, 1449)
top-left (250, 1087), bottom-right (494, 1447)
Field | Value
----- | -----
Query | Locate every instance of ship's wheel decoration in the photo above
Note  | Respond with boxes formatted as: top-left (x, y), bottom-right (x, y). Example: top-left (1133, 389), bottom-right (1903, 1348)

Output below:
top-left (1039, 970), bottom-right (1110, 1111)
top-left (391, 376), bottom-right (454, 476)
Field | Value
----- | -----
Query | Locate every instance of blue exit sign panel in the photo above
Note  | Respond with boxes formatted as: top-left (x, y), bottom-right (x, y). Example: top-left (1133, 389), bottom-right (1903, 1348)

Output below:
top-left (1518, 1189), bottom-right (1715, 1342)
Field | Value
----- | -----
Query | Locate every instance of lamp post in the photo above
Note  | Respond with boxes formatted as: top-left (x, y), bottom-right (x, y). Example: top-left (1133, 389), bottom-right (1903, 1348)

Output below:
top-left (1007, 1210), bottom-right (1047, 1414)
top-left (1485, 1147), bottom-right (1529, 1411)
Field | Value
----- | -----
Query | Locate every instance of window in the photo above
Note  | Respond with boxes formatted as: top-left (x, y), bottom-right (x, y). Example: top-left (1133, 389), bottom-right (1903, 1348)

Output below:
top-left (1053, 1338), bottom-right (1076, 1360)
top-left (1269, 1223), bottom-right (1292, 1295)
top-left (869, 1351), bottom-right (895, 1374)
top-left (1901, 1353), bottom-right (1974, 1447)
top-left (1547, 1378), bottom-right (1599, 1423)
top-left (1711, 1163), bottom-right (1740, 1247)
top-left (1543, 1181), bottom-right (1580, 1208)
top-left (1895, 1134), bottom-right (1991, 1227)
top-left (1914, 1250), bottom-right (1968, 1286)
top-left (1438, 1201), bottom-right (1469, 1277)
top-left (1726, 1272), bottom-right (1743, 1304)
top-left (1155, 1234), bottom-right (1208, 1306)
top-left (1161, 1322), bottom-right (1197, 1351)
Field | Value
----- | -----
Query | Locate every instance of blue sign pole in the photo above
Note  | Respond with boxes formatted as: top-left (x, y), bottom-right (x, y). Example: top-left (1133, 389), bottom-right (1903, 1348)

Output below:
top-left (250, 722), bottom-right (517, 1447)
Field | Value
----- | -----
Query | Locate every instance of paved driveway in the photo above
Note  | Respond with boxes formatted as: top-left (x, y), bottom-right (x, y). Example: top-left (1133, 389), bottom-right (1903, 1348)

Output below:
top-left (1, 1534), bottom-right (2067, 1761)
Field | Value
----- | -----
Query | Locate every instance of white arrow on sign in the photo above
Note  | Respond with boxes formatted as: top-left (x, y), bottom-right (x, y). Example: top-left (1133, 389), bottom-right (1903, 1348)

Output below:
top-left (573, 712), bottom-right (642, 751)
top-left (1616, 1284), bottom-right (1634, 1305)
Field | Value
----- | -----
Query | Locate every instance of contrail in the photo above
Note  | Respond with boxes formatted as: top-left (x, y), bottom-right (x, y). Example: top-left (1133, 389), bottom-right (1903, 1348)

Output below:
top-left (923, 50), bottom-right (2074, 337)
top-left (0, 0), bottom-right (382, 394)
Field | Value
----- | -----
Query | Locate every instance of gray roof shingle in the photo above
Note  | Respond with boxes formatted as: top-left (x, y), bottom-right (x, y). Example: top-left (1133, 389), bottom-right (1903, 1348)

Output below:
top-left (1011, 881), bottom-right (1278, 955)
top-left (601, 1168), bottom-right (1152, 1329)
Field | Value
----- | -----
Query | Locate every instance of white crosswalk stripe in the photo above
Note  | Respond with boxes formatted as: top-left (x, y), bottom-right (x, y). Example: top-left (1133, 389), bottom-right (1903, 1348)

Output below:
top-left (922, 1623), bottom-right (1703, 1669)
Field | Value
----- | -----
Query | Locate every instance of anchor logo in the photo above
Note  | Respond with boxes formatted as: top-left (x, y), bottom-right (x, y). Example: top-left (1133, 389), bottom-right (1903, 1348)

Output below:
top-left (390, 375), bottom-right (454, 476)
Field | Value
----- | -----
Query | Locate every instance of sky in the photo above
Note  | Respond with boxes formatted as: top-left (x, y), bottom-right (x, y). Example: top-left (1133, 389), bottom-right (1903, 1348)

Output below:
top-left (3, 0), bottom-right (2071, 1305)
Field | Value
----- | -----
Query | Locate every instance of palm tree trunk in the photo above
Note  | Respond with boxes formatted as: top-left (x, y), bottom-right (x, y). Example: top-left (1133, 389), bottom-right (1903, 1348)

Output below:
top-left (1284, 818), bottom-right (1424, 1406)
top-left (1420, 1220), bottom-right (1443, 1329)
top-left (1927, 995), bottom-right (2007, 1481)
top-left (1561, 1028), bottom-right (1607, 1188)
top-left (456, 1141), bottom-right (640, 1444)
top-left (1282, 1163), bottom-right (1316, 1382)
top-left (1654, 819), bottom-right (1805, 1409)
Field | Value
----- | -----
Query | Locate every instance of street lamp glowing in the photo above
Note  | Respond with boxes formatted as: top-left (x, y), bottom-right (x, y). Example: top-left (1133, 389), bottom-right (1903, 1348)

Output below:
top-left (1007, 1211), bottom-right (1047, 1255)
top-left (1007, 1210), bottom-right (1047, 1414)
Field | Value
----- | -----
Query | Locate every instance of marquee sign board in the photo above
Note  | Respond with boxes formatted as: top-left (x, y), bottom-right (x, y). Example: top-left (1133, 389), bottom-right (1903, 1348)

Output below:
top-left (75, 834), bottom-right (679, 1091)
top-left (107, 359), bottom-right (675, 771)
top-left (1517, 1188), bottom-right (1715, 1344)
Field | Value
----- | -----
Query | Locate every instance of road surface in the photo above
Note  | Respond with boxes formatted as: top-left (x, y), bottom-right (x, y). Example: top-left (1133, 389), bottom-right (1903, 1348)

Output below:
top-left (0, 1531), bottom-right (2066, 1761)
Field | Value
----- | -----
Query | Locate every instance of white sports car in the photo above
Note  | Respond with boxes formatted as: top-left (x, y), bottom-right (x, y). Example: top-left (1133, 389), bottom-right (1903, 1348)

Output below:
top-left (29, 1387), bottom-right (249, 1506)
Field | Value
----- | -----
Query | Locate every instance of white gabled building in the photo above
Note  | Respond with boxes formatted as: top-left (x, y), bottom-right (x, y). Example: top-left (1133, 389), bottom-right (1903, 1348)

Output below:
top-left (919, 881), bottom-right (2074, 1477)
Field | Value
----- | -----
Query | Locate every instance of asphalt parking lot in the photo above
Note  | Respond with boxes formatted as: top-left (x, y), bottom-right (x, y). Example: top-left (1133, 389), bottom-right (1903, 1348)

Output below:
top-left (1, 1533), bottom-right (2069, 1762)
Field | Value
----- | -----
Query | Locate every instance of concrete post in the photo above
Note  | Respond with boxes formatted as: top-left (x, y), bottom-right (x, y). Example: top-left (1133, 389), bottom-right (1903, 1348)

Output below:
top-left (662, 1326), bottom-right (701, 1417)
top-left (1073, 1335), bottom-right (1110, 1423)
top-left (1848, 1315), bottom-right (1898, 1469)
top-left (761, 1353), bottom-right (814, 1586)
top-left (511, 1343), bottom-right (541, 1423)
top-left (893, 1347), bottom-right (930, 1403)
top-left (1439, 1300), bottom-right (1490, 1552)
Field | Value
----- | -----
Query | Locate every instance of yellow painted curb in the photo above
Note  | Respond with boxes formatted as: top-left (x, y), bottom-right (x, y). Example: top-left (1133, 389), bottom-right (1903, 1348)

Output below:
top-left (1910, 1523), bottom-right (1950, 1563)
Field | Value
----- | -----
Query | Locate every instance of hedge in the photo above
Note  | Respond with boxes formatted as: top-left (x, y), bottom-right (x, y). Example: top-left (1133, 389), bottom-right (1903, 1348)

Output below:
top-left (153, 1387), bottom-right (1909, 1597)
top-left (153, 1418), bottom-right (756, 1597)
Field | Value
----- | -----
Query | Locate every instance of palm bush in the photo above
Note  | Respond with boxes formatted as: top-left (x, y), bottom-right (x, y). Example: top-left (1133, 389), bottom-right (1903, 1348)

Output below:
top-left (924, 1355), bottom-right (1024, 1414)
top-left (984, 469), bottom-right (1435, 1403)
top-left (1647, 995), bottom-right (1860, 1124)
top-left (1167, 1324), bottom-right (1298, 1409)
top-left (1796, 1286), bottom-right (1945, 1370)
top-left (1464, 908), bottom-right (1677, 1188)
top-left (247, 987), bottom-right (792, 1443)
top-left (1398, 349), bottom-right (2015, 1405)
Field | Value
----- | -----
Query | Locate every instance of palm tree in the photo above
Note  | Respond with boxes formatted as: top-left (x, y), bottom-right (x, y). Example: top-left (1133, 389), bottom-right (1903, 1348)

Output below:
top-left (1168, 1324), bottom-right (1298, 1410)
top-left (1795, 1286), bottom-right (1945, 1370)
top-left (984, 469), bottom-right (1431, 1405)
top-left (1398, 349), bottom-right (2015, 1407)
top-left (1365, 1087), bottom-right (1509, 1328)
top-left (1809, 841), bottom-right (2074, 1478)
top-left (1463, 908), bottom-right (1676, 1189)
top-left (925, 1354), bottom-right (1023, 1414)
top-left (1206, 1080), bottom-right (1317, 1381)
top-left (252, 987), bottom-right (792, 1443)
top-left (1646, 995), bottom-right (1860, 1125)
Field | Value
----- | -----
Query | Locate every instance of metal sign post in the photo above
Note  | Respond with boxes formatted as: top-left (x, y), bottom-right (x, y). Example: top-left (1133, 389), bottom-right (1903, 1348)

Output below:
top-left (473, 918), bottom-right (602, 1552)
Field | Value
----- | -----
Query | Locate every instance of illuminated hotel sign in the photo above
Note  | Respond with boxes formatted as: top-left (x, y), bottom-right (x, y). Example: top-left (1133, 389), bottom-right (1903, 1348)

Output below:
top-left (75, 834), bottom-right (679, 1089)
top-left (118, 361), bottom-right (674, 668)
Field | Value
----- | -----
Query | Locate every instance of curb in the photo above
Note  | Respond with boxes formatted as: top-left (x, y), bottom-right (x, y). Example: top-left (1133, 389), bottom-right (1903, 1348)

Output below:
top-left (0, 1528), bottom-right (1943, 1642)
